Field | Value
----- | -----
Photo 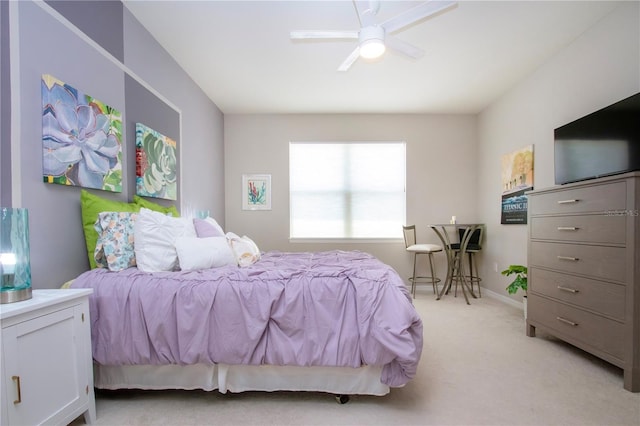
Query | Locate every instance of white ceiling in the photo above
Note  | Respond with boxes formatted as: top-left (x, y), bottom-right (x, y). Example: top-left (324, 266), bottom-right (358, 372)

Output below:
top-left (123, 1), bottom-right (621, 114)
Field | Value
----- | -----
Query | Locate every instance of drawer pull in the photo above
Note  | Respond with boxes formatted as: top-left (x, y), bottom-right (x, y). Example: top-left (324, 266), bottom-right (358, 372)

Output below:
top-left (557, 285), bottom-right (579, 293)
top-left (557, 226), bottom-right (579, 231)
top-left (556, 316), bottom-right (578, 327)
top-left (557, 256), bottom-right (579, 261)
top-left (12, 375), bottom-right (21, 404)
top-left (557, 199), bottom-right (579, 204)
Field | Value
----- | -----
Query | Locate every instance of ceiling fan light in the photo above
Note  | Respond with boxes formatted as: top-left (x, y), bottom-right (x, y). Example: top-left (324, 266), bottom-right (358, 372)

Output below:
top-left (359, 39), bottom-right (385, 59)
top-left (358, 25), bottom-right (386, 59)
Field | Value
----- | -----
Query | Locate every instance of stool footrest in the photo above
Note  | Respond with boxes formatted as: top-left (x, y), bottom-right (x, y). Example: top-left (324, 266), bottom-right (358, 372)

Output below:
top-left (409, 276), bottom-right (441, 283)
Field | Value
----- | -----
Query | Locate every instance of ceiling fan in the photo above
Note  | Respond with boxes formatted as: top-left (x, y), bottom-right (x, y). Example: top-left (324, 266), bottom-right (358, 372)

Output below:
top-left (290, 0), bottom-right (458, 71)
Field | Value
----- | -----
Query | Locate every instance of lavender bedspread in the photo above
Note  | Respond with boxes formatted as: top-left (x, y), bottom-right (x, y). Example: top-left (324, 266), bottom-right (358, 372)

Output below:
top-left (71, 250), bottom-right (423, 387)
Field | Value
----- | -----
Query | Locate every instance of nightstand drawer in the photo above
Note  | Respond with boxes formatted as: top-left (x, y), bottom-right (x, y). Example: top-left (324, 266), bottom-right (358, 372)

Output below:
top-left (530, 215), bottom-right (626, 244)
top-left (529, 181), bottom-right (626, 215)
top-left (529, 268), bottom-right (626, 321)
top-left (528, 294), bottom-right (624, 360)
top-left (529, 241), bottom-right (626, 283)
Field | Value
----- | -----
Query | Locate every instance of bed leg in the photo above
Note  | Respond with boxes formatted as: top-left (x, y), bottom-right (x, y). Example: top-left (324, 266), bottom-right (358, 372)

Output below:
top-left (334, 394), bottom-right (350, 404)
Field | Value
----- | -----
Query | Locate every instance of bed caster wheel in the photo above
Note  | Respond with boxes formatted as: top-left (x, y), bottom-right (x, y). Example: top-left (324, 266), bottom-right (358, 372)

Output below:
top-left (335, 394), bottom-right (350, 404)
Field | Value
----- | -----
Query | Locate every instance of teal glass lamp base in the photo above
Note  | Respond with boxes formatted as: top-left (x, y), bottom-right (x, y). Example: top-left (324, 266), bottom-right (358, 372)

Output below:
top-left (1, 208), bottom-right (32, 304)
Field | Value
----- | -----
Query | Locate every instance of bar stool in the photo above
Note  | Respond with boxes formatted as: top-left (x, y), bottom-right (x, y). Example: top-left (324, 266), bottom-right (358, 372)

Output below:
top-left (402, 225), bottom-right (443, 298)
top-left (429, 223), bottom-right (483, 305)
top-left (449, 226), bottom-right (483, 297)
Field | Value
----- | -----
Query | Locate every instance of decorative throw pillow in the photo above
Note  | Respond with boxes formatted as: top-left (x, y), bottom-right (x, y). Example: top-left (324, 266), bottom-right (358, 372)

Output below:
top-left (94, 212), bottom-right (138, 271)
top-left (226, 232), bottom-right (261, 267)
top-left (175, 237), bottom-right (236, 271)
top-left (193, 217), bottom-right (224, 238)
top-left (134, 208), bottom-right (196, 272)
top-left (80, 190), bottom-right (180, 269)
top-left (80, 190), bottom-right (138, 269)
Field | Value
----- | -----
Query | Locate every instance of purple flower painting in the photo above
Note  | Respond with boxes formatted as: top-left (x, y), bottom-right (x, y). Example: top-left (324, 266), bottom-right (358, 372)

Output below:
top-left (42, 74), bottom-right (122, 192)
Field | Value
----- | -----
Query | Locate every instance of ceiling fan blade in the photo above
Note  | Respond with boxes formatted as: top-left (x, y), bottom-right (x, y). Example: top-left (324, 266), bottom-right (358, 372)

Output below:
top-left (353, 0), bottom-right (378, 27)
top-left (290, 30), bottom-right (358, 40)
top-left (381, 1), bottom-right (457, 34)
top-left (337, 47), bottom-right (361, 72)
top-left (385, 36), bottom-right (424, 59)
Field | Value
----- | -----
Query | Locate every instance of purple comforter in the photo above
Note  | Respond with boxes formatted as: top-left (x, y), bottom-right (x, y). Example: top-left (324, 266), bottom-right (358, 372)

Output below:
top-left (71, 250), bottom-right (423, 387)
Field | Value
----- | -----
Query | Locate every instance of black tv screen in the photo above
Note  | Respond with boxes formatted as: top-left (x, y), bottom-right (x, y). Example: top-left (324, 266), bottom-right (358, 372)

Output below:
top-left (554, 92), bottom-right (640, 185)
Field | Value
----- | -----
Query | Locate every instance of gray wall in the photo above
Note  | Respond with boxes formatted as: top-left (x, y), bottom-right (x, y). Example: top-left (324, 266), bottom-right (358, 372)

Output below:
top-left (476, 1), bottom-right (640, 302)
top-left (122, 7), bottom-right (224, 221)
top-left (5, 1), bottom-right (224, 288)
top-left (224, 114), bottom-right (478, 280)
top-left (45, 0), bottom-right (124, 63)
top-left (6, 0), bottom-right (637, 298)
top-left (1, 0), bottom-right (10, 207)
top-left (224, 2), bottom-right (640, 296)
top-left (124, 75), bottom-right (181, 199)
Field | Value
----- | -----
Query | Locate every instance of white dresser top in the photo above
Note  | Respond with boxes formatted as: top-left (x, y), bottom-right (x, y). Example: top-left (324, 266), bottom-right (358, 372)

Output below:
top-left (0, 289), bottom-right (93, 320)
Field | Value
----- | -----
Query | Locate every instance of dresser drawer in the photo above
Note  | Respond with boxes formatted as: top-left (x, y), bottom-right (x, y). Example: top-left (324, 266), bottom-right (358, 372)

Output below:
top-left (529, 181), bottom-right (626, 215)
top-left (530, 215), bottom-right (626, 244)
top-left (529, 241), bottom-right (626, 283)
top-left (528, 294), bottom-right (624, 360)
top-left (529, 267), bottom-right (626, 321)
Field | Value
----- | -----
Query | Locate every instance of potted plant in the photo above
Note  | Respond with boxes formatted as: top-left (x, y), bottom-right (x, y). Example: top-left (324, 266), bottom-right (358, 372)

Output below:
top-left (502, 265), bottom-right (528, 318)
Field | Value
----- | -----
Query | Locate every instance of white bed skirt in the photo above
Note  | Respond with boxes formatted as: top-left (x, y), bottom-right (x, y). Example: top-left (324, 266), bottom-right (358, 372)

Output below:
top-left (94, 363), bottom-right (391, 396)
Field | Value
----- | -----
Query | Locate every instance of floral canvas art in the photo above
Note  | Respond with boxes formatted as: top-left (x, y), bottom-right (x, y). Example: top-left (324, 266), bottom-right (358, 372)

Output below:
top-left (135, 123), bottom-right (177, 200)
top-left (42, 74), bottom-right (123, 192)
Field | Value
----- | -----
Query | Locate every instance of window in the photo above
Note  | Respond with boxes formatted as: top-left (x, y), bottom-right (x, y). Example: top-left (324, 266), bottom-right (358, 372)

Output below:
top-left (290, 142), bottom-right (406, 239)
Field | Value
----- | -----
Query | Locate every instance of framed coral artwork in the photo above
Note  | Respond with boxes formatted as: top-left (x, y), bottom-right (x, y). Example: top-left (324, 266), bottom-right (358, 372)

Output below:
top-left (135, 123), bottom-right (177, 200)
top-left (242, 174), bottom-right (271, 210)
top-left (41, 74), bottom-right (123, 192)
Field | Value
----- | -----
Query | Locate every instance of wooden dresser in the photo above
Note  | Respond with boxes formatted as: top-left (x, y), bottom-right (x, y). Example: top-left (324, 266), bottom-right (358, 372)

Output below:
top-left (527, 171), bottom-right (639, 392)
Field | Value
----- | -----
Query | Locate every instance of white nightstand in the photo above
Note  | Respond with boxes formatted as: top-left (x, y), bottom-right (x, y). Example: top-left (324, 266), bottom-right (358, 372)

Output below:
top-left (1, 289), bottom-right (96, 425)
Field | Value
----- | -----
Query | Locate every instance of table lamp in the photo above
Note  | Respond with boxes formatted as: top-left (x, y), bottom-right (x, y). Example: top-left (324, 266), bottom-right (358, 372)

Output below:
top-left (1, 207), bottom-right (32, 304)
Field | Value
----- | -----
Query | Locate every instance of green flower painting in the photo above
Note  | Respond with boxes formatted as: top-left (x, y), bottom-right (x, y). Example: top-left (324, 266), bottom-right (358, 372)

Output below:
top-left (135, 123), bottom-right (177, 200)
top-left (42, 74), bottom-right (122, 192)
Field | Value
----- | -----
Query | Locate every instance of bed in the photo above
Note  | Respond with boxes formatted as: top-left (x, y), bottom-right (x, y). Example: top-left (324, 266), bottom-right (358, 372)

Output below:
top-left (70, 249), bottom-right (423, 400)
top-left (72, 197), bottom-right (422, 401)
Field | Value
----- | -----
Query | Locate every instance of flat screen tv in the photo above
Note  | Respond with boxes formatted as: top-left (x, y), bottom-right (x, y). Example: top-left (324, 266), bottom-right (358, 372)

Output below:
top-left (554, 92), bottom-right (640, 185)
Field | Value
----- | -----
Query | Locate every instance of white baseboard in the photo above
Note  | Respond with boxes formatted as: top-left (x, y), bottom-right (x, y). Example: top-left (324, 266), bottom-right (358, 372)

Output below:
top-left (482, 288), bottom-right (524, 310)
top-left (413, 284), bottom-right (525, 311)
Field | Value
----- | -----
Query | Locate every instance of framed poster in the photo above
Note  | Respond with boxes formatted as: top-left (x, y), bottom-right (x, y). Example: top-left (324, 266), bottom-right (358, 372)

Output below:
top-left (501, 145), bottom-right (534, 225)
top-left (242, 174), bottom-right (271, 210)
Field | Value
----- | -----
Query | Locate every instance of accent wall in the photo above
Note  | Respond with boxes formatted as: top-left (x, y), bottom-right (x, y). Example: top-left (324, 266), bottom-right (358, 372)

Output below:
top-left (2, 0), bottom-right (224, 288)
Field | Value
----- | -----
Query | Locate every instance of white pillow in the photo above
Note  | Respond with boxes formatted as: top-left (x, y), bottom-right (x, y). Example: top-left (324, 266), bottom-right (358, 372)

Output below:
top-left (134, 208), bottom-right (196, 272)
top-left (226, 232), bottom-right (261, 267)
top-left (175, 237), bottom-right (236, 271)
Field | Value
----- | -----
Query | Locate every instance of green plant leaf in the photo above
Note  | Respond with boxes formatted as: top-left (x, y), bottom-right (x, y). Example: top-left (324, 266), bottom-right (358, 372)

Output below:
top-left (501, 264), bottom-right (527, 276)
top-left (503, 264), bottom-right (527, 295)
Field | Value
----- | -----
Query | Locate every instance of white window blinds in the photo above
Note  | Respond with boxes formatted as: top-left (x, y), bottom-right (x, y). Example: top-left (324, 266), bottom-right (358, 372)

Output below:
top-left (290, 142), bottom-right (406, 239)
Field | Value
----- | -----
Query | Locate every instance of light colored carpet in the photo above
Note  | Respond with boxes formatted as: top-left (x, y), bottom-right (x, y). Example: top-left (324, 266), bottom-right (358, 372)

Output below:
top-left (71, 288), bottom-right (640, 426)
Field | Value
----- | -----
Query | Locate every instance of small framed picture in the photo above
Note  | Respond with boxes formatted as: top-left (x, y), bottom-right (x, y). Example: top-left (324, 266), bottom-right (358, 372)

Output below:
top-left (242, 174), bottom-right (271, 210)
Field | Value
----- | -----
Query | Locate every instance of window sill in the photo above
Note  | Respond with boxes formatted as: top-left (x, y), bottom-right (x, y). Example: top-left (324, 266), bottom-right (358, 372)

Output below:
top-left (289, 238), bottom-right (403, 244)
